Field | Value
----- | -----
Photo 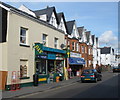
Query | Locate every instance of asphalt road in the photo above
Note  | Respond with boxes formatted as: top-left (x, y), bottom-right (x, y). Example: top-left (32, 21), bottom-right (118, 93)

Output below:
top-left (17, 72), bottom-right (119, 99)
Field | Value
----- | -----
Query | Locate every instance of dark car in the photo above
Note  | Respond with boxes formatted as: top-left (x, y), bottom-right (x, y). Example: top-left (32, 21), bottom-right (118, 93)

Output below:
top-left (80, 69), bottom-right (102, 83)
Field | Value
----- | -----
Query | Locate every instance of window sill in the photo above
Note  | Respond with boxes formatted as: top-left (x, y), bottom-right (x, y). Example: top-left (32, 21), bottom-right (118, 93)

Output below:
top-left (20, 44), bottom-right (30, 47)
top-left (20, 77), bottom-right (30, 80)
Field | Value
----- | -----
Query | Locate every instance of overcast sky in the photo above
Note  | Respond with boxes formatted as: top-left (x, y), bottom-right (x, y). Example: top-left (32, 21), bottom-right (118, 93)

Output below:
top-left (3, 1), bottom-right (119, 52)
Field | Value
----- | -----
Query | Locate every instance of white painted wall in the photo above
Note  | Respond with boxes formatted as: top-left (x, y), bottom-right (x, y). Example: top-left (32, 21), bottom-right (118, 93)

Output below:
top-left (39, 14), bottom-right (47, 21)
top-left (58, 18), bottom-right (67, 34)
top-left (100, 53), bottom-right (115, 66)
top-left (71, 23), bottom-right (79, 39)
top-left (49, 12), bottom-right (58, 28)
top-left (19, 5), bottom-right (36, 17)
top-left (1, 10), bottom-right (65, 85)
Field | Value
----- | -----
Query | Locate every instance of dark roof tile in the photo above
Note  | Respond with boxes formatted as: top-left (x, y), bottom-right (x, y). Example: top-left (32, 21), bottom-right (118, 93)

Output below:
top-left (66, 20), bottom-right (75, 35)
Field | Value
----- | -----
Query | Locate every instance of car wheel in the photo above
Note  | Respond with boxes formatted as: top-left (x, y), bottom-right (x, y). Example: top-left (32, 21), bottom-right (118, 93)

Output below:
top-left (100, 77), bottom-right (102, 81)
top-left (81, 80), bottom-right (84, 83)
top-left (94, 78), bottom-right (97, 83)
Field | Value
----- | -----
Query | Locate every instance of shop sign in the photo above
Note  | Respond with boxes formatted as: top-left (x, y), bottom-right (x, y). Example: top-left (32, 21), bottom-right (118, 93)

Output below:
top-left (69, 57), bottom-right (85, 65)
top-left (48, 53), bottom-right (56, 60)
top-left (70, 52), bottom-right (81, 58)
top-left (34, 43), bottom-right (43, 55)
top-left (36, 55), bottom-right (47, 59)
top-left (43, 47), bottom-right (66, 54)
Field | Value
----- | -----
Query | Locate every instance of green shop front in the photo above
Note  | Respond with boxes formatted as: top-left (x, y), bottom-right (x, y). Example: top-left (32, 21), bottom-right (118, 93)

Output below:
top-left (34, 43), bottom-right (66, 84)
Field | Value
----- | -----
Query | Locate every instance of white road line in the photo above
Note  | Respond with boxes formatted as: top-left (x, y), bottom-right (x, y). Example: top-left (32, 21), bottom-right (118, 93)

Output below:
top-left (18, 82), bottom-right (77, 98)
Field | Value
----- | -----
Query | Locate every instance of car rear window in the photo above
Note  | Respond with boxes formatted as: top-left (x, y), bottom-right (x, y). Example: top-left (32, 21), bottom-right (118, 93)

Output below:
top-left (82, 70), bottom-right (93, 74)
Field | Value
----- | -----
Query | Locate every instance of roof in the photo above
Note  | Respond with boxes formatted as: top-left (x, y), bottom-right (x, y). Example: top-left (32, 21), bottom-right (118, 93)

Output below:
top-left (33, 6), bottom-right (58, 23)
top-left (57, 12), bottom-right (68, 33)
top-left (100, 47), bottom-right (111, 54)
top-left (92, 35), bottom-right (95, 45)
top-left (66, 20), bottom-right (75, 35)
top-left (0, 2), bottom-right (64, 34)
top-left (96, 37), bottom-right (98, 45)
top-left (77, 26), bottom-right (84, 37)
top-left (57, 12), bottom-right (63, 24)
top-left (85, 31), bottom-right (91, 43)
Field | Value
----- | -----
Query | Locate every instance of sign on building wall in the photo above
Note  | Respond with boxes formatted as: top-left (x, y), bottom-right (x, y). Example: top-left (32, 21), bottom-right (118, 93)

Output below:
top-left (34, 43), bottom-right (43, 55)
top-left (70, 52), bottom-right (81, 58)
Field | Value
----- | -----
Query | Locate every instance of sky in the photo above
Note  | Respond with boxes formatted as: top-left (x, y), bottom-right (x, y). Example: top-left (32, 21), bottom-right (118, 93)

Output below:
top-left (3, 1), bottom-right (119, 53)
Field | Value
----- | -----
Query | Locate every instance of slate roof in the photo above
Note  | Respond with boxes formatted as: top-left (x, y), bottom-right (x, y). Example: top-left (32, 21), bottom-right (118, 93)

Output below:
top-left (101, 47), bottom-right (111, 54)
top-left (66, 20), bottom-right (75, 35)
top-left (85, 31), bottom-right (91, 43)
top-left (57, 12), bottom-right (63, 24)
top-left (77, 26), bottom-right (84, 37)
top-left (33, 6), bottom-right (58, 23)
top-left (92, 35), bottom-right (95, 45)
top-left (96, 37), bottom-right (98, 45)
top-left (0, 2), bottom-right (64, 34)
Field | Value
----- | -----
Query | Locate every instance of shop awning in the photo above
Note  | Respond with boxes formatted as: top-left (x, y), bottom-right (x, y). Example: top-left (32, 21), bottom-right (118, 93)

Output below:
top-left (69, 57), bottom-right (85, 65)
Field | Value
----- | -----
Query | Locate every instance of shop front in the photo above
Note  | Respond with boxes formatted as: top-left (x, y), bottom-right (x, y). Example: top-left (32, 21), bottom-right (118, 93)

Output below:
top-left (69, 52), bottom-right (85, 76)
top-left (34, 43), bottom-right (66, 84)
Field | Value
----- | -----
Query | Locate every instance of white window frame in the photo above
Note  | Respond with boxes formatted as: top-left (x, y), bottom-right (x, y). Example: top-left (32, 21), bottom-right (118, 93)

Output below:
top-left (76, 43), bottom-right (79, 52)
top-left (20, 59), bottom-right (28, 78)
top-left (89, 48), bottom-right (91, 55)
top-left (42, 34), bottom-right (47, 46)
top-left (20, 27), bottom-right (28, 45)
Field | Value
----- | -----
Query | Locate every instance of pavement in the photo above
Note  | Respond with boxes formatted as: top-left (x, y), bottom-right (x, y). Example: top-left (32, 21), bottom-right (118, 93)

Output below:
top-left (2, 76), bottom-right (80, 99)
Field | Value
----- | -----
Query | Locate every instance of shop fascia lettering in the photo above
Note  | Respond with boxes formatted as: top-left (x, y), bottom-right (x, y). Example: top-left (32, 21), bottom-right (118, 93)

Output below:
top-left (70, 52), bottom-right (81, 58)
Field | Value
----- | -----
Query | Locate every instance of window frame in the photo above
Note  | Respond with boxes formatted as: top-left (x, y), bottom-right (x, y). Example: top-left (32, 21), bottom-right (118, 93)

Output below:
top-left (54, 37), bottom-right (58, 49)
top-left (20, 27), bottom-right (28, 45)
top-left (42, 34), bottom-right (47, 46)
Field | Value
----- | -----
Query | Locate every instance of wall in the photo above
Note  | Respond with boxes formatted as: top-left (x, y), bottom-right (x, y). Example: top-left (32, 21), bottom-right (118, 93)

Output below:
top-left (6, 11), bottom-right (65, 85)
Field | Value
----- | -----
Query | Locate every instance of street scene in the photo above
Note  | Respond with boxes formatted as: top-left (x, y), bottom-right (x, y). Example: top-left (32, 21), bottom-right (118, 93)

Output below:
top-left (2, 71), bottom-right (119, 99)
top-left (0, 1), bottom-right (119, 99)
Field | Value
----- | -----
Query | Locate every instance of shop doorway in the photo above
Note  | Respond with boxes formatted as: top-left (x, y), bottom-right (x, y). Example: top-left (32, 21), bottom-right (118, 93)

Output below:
top-left (36, 59), bottom-right (47, 74)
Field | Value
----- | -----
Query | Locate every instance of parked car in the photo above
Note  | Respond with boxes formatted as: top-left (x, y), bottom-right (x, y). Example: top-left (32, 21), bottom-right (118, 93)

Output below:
top-left (80, 69), bottom-right (102, 83)
top-left (113, 65), bottom-right (120, 73)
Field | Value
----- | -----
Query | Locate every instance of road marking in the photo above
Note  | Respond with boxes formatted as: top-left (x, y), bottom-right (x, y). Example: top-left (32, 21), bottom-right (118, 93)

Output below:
top-left (17, 82), bottom-right (77, 98)
top-left (16, 72), bottom-right (119, 98)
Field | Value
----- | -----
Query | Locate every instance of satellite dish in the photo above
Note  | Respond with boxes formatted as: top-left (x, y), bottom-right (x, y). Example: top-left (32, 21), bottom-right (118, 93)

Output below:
top-left (60, 44), bottom-right (65, 49)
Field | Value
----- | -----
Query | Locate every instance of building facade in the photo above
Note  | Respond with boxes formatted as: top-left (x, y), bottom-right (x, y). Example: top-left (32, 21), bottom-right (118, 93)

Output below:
top-left (100, 47), bottom-right (115, 66)
top-left (0, 2), bottom-right (66, 90)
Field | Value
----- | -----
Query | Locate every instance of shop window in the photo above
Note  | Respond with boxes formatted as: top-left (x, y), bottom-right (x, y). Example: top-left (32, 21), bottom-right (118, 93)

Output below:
top-left (42, 34), bottom-right (47, 46)
top-left (54, 38), bottom-right (58, 49)
top-left (20, 27), bottom-right (28, 45)
top-left (20, 60), bottom-right (28, 78)
top-left (36, 60), bottom-right (47, 74)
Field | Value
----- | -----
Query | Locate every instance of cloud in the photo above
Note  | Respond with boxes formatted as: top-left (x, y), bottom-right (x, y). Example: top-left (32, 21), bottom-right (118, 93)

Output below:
top-left (99, 31), bottom-right (118, 49)
top-left (99, 31), bottom-right (117, 44)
